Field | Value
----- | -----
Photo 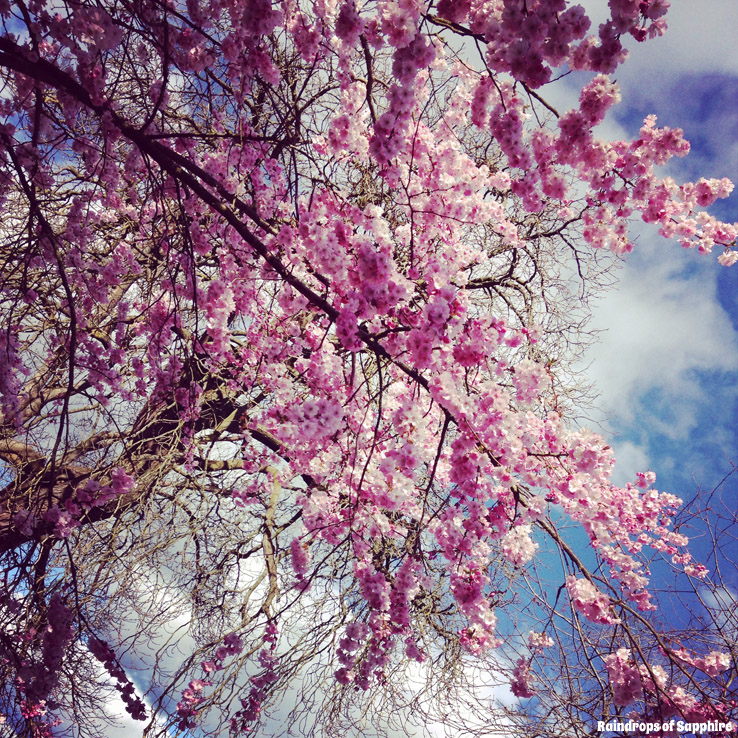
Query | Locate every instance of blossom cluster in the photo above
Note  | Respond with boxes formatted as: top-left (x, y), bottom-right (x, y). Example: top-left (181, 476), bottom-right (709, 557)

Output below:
top-left (289, 537), bottom-right (311, 589)
top-left (671, 649), bottom-right (732, 678)
top-left (177, 631), bottom-right (244, 730)
top-left (566, 576), bottom-right (620, 625)
top-left (12, 468), bottom-right (136, 541)
top-left (511, 657), bottom-right (537, 699)
top-left (230, 624), bottom-right (279, 734)
top-left (12, 596), bottom-right (76, 736)
top-left (604, 647), bottom-right (733, 722)
top-left (88, 637), bottom-right (147, 721)
top-left (528, 631), bottom-right (555, 654)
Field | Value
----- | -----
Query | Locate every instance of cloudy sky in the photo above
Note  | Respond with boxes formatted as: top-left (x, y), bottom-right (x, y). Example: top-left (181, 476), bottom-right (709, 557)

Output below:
top-left (95, 3), bottom-right (738, 735)
top-left (575, 1), bottom-right (738, 589)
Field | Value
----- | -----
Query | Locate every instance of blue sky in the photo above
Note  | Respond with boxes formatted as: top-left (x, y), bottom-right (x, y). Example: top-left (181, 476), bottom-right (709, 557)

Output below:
top-left (578, 1), bottom-right (738, 599)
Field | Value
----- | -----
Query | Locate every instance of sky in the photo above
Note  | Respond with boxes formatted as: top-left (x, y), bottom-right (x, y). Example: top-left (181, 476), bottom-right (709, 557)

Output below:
top-left (86, 2), bottom-right (738, 736)
top-left (560, 3), bottom-right (738, 685)
top-left (575, 0), bottom-right (738, 590)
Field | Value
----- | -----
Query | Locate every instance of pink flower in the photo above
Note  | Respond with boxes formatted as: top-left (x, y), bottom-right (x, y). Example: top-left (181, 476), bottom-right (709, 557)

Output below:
top-left (566, 576), bottom-right (620, 625)
top-left (501, 525), bottom-right (538, 566)
top-left (510, 657), bottom-right (536, 698)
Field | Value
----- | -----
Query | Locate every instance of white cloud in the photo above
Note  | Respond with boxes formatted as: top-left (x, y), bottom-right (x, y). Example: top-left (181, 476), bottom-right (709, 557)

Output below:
top-left (699, 585), bottom-right (738, 639)
top-left (626, 0), bottom-right (738, 77)
top-left (610, 439), bottom-right (651, 486)
top-left (95, 694), bottom-right (149, 738)
top-left (561, 1), bottom-right (738, 490)
top-left (585, 236), bottom-right (738, 437)
top-left (579, 0), bottom-right (738, 77)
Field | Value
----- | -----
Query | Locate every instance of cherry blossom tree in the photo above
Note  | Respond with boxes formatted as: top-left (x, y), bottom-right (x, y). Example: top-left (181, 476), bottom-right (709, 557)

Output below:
top-left (0, 0), bottom-right (736, 736)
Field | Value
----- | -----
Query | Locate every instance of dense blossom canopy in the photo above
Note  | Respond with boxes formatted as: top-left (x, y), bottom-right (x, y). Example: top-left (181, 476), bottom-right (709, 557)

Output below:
top-left (0, 0), bottom-right (736, 736)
